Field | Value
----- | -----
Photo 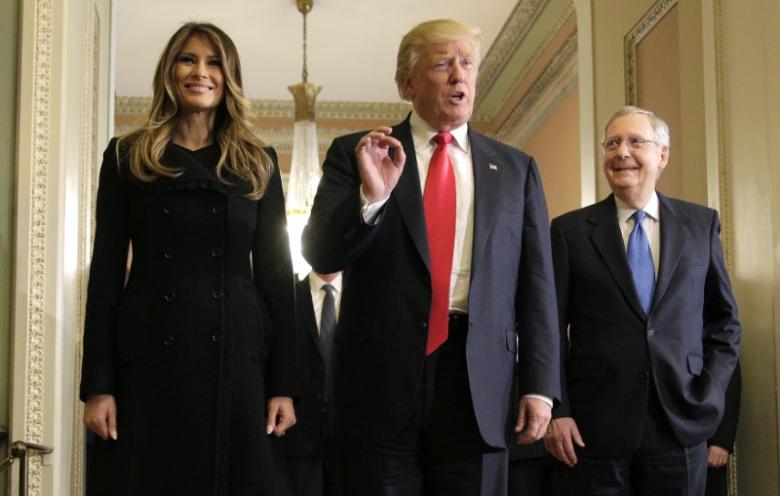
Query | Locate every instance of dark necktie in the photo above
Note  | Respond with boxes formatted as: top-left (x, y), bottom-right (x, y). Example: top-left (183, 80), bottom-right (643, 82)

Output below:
top-left (423, 132), bottom-right (456, 356)
top-left (627, 210), bottom-right (655, 313)
top-left (320, 283), bottom-right (337, 432)
top-left (320, 283), bottom-right (336, 365)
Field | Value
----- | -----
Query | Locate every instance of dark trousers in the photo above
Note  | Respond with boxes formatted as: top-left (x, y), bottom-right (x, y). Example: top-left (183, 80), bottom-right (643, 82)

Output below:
top-left (704, 466), bottom-right (728, 496)
top-left (569, 387), bottom-right (707, 496)
top-left (275, 439), bottom-right (341, 496)
top-left (509, 456), bottom-right (566, 496)
top-left (337, 314), bottom-right (508, 496)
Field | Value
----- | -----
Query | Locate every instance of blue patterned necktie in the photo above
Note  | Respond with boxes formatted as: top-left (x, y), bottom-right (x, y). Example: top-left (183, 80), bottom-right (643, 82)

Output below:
top-left (627, 210), bottom-right (655, 313)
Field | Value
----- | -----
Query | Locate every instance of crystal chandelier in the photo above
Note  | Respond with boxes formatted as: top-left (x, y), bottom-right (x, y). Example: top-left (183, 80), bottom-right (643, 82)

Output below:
top-left (286, 0), bottom-right (321, 277)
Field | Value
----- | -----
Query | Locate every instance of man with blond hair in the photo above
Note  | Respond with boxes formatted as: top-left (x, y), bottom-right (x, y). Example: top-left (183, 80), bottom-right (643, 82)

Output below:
top-left (303, 18), bottom-right (560, 495)
top-left (544, 106), bottom-right (741, 495)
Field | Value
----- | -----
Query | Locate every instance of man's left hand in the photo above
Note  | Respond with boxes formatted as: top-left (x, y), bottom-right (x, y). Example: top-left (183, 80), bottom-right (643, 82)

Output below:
top-left (515, 396), bottom-right (552, 444)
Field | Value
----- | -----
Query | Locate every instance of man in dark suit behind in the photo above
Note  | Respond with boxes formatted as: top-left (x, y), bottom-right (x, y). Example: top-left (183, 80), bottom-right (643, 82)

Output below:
top-left (544, 106), bottom-right (741, 495)
top-left (302, 18), bottom-right (560, 496)
top-left (273, 271), bottom-right (342, 496)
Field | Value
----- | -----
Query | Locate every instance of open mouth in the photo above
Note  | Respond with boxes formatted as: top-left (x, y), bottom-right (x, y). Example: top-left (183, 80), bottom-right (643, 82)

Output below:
top-left (449, 91), bottom-right (466, 103)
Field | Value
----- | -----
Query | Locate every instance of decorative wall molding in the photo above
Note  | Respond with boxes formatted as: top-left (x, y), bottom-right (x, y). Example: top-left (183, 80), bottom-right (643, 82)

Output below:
top-left (24, 0), bottom-right (55, 493)
top-left (712, 1), bottom-right (735, 491)
top-left (624, 0), bottom-right (679, 105)
top-left (475, 0), bottom-right (550, 109)
top-left (70, 2), bottom-right (102, 494)
top-left (475, 1), bottom-right (575, 124)
top-left (496, 31), bottom-right (578, 143)
top-left (115, 96), bottom-right (411, 121)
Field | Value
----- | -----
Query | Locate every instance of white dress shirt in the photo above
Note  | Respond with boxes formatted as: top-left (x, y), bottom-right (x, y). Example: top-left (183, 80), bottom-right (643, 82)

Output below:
top-left (362, 111), bottom-right (474, 313)
top-left (615, 192), bottom-right (661, 277)
top-left (362, 113), bottom-right (551, 407)
top-left (308, 271), bottom-right (343, 333)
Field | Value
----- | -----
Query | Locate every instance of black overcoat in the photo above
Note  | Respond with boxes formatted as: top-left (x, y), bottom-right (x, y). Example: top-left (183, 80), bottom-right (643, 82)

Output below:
top-left (80, 139), bottom-right (296, 495)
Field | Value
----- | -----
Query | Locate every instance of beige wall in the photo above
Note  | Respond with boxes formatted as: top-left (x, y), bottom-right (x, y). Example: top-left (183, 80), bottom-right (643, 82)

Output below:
top-left (589, 0), bottom-right (709, 205)
top-left (719, 0), bottom-right (780, 493)
top-left (636, 5), bottom-right (683, 199)
top-left (0, 0), bottom-right (19, 493)
top-left (522, 87), bottom-right (581, 219)
top-left (582, 0), bottom-right (780, 492)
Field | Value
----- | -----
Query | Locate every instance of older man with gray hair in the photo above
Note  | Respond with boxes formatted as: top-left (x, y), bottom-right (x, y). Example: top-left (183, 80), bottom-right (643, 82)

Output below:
top-left (303, 18), bottom-right (560, 496)
top-left (544, 106), bottom-right (741, 495)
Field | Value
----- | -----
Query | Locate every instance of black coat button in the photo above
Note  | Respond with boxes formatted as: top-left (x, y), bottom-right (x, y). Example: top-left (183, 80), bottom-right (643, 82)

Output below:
top-left (162, 207), bottom-right (171, 215)
top-left (162, 335), bottom-right (176, 346)
top-left (211, 290), bottom-right (225, 299)
top-left (163, 252), bottom-right (174, 260)
top-left (211, 249), bottom-right (223, 258)
top-left (638, 371), bottom-right (649, 380)
top-left (211, 206), bottom-right (223, 215)
top-left (163, 292), bottom-right (176, 302)
top-left (211, 334), bottom-right (223, 342)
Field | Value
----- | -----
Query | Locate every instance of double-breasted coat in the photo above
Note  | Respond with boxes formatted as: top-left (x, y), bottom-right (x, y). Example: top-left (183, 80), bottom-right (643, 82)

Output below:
top-left (80, 139), bottom-right (296, 495)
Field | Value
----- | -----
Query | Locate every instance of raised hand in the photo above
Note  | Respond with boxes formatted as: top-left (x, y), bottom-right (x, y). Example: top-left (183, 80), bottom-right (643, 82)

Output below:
top-left (355, 127), bottom-right (406, 203)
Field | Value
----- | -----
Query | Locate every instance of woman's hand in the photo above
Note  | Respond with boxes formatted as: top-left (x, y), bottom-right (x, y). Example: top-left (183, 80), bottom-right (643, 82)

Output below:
top-left (84, 393), bottom-right (118, 441)
top-left (266, 396), bottom-right (296, 437)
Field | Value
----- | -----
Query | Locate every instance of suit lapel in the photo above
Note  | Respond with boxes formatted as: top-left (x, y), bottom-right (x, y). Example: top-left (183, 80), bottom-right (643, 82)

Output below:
top-left (297, 277), bottom-right (322, 357)
top-left (391, 117), bottom-right (430, 272)
top-left (469, 129), bottom-right (501, 275)
top-left (587, 196), bottom-right (647, 320)
top-left (651, 193), bottom-right (688, 313)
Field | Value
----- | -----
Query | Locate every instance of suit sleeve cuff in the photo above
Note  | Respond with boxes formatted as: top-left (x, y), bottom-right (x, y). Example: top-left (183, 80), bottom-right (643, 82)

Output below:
top-left (360, 186), bottom-right (389, 225)
top-left (522, 394), bottom-right (554, 408)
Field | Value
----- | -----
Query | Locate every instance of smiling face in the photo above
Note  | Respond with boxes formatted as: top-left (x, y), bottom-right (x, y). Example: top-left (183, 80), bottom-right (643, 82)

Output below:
top-left (403, 38), bottom-right (477, 132)
top-left (603, 113), bottom-right (669, 208)
top-left (173, 33), bottom-right (225, 116)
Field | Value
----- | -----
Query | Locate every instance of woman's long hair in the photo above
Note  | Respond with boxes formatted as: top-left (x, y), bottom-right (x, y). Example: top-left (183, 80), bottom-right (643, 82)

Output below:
top-left (117, 22), bottom-right (272, 199)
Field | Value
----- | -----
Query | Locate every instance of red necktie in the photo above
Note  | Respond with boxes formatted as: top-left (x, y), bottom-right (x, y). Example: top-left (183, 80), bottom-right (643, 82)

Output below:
top-left (423, 132), bottom-right (456, 355)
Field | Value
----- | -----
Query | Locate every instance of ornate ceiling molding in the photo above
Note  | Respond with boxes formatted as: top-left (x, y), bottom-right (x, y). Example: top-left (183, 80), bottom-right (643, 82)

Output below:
top-left (496, 31), bottom-right (578, 143)
top-left (475, 0), bottom-right (550, 110)
top-left (474, 1), bottom-right (575, 123)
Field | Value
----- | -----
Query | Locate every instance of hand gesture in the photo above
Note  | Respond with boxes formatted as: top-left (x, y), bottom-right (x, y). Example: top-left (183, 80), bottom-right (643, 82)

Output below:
top-left (355, 127), bottom-right (406, 203)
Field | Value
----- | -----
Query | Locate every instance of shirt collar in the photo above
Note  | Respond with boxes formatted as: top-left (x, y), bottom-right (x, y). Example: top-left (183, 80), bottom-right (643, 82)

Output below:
top-left (409, 111), bottom-right (470, 154)
top-left (615, 191), bottom-right (660, 226)
top-left (309, 271), bottom-right (342, 294)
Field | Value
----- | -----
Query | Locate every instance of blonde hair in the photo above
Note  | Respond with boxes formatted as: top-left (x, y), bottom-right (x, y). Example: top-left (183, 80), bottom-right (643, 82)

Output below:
top-left (394, 19), bottom-right (482, 100)
top-left (603, 105), bottom-right (671, 148)
top-left (117, 22), bottom-right (273, 199)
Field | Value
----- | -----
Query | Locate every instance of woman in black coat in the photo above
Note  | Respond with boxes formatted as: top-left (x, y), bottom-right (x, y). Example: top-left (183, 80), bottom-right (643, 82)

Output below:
top-left (80, 22), bottom-right (297, 495)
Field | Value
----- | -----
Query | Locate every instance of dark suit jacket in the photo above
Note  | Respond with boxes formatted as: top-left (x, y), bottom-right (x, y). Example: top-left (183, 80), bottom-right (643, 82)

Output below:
top-left (302, 115), bottom-right (560, 448)
top-left (273, 276), bottom-right (328, 457)
top-left (551, 193), bottom-right (741, 458)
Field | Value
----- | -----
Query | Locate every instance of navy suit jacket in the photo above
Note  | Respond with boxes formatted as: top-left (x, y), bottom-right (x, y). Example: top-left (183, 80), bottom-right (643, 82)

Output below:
top-left (551, 193), bottom-right (741, 457)
top-left (302, 116), bottom-right (560, 448)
